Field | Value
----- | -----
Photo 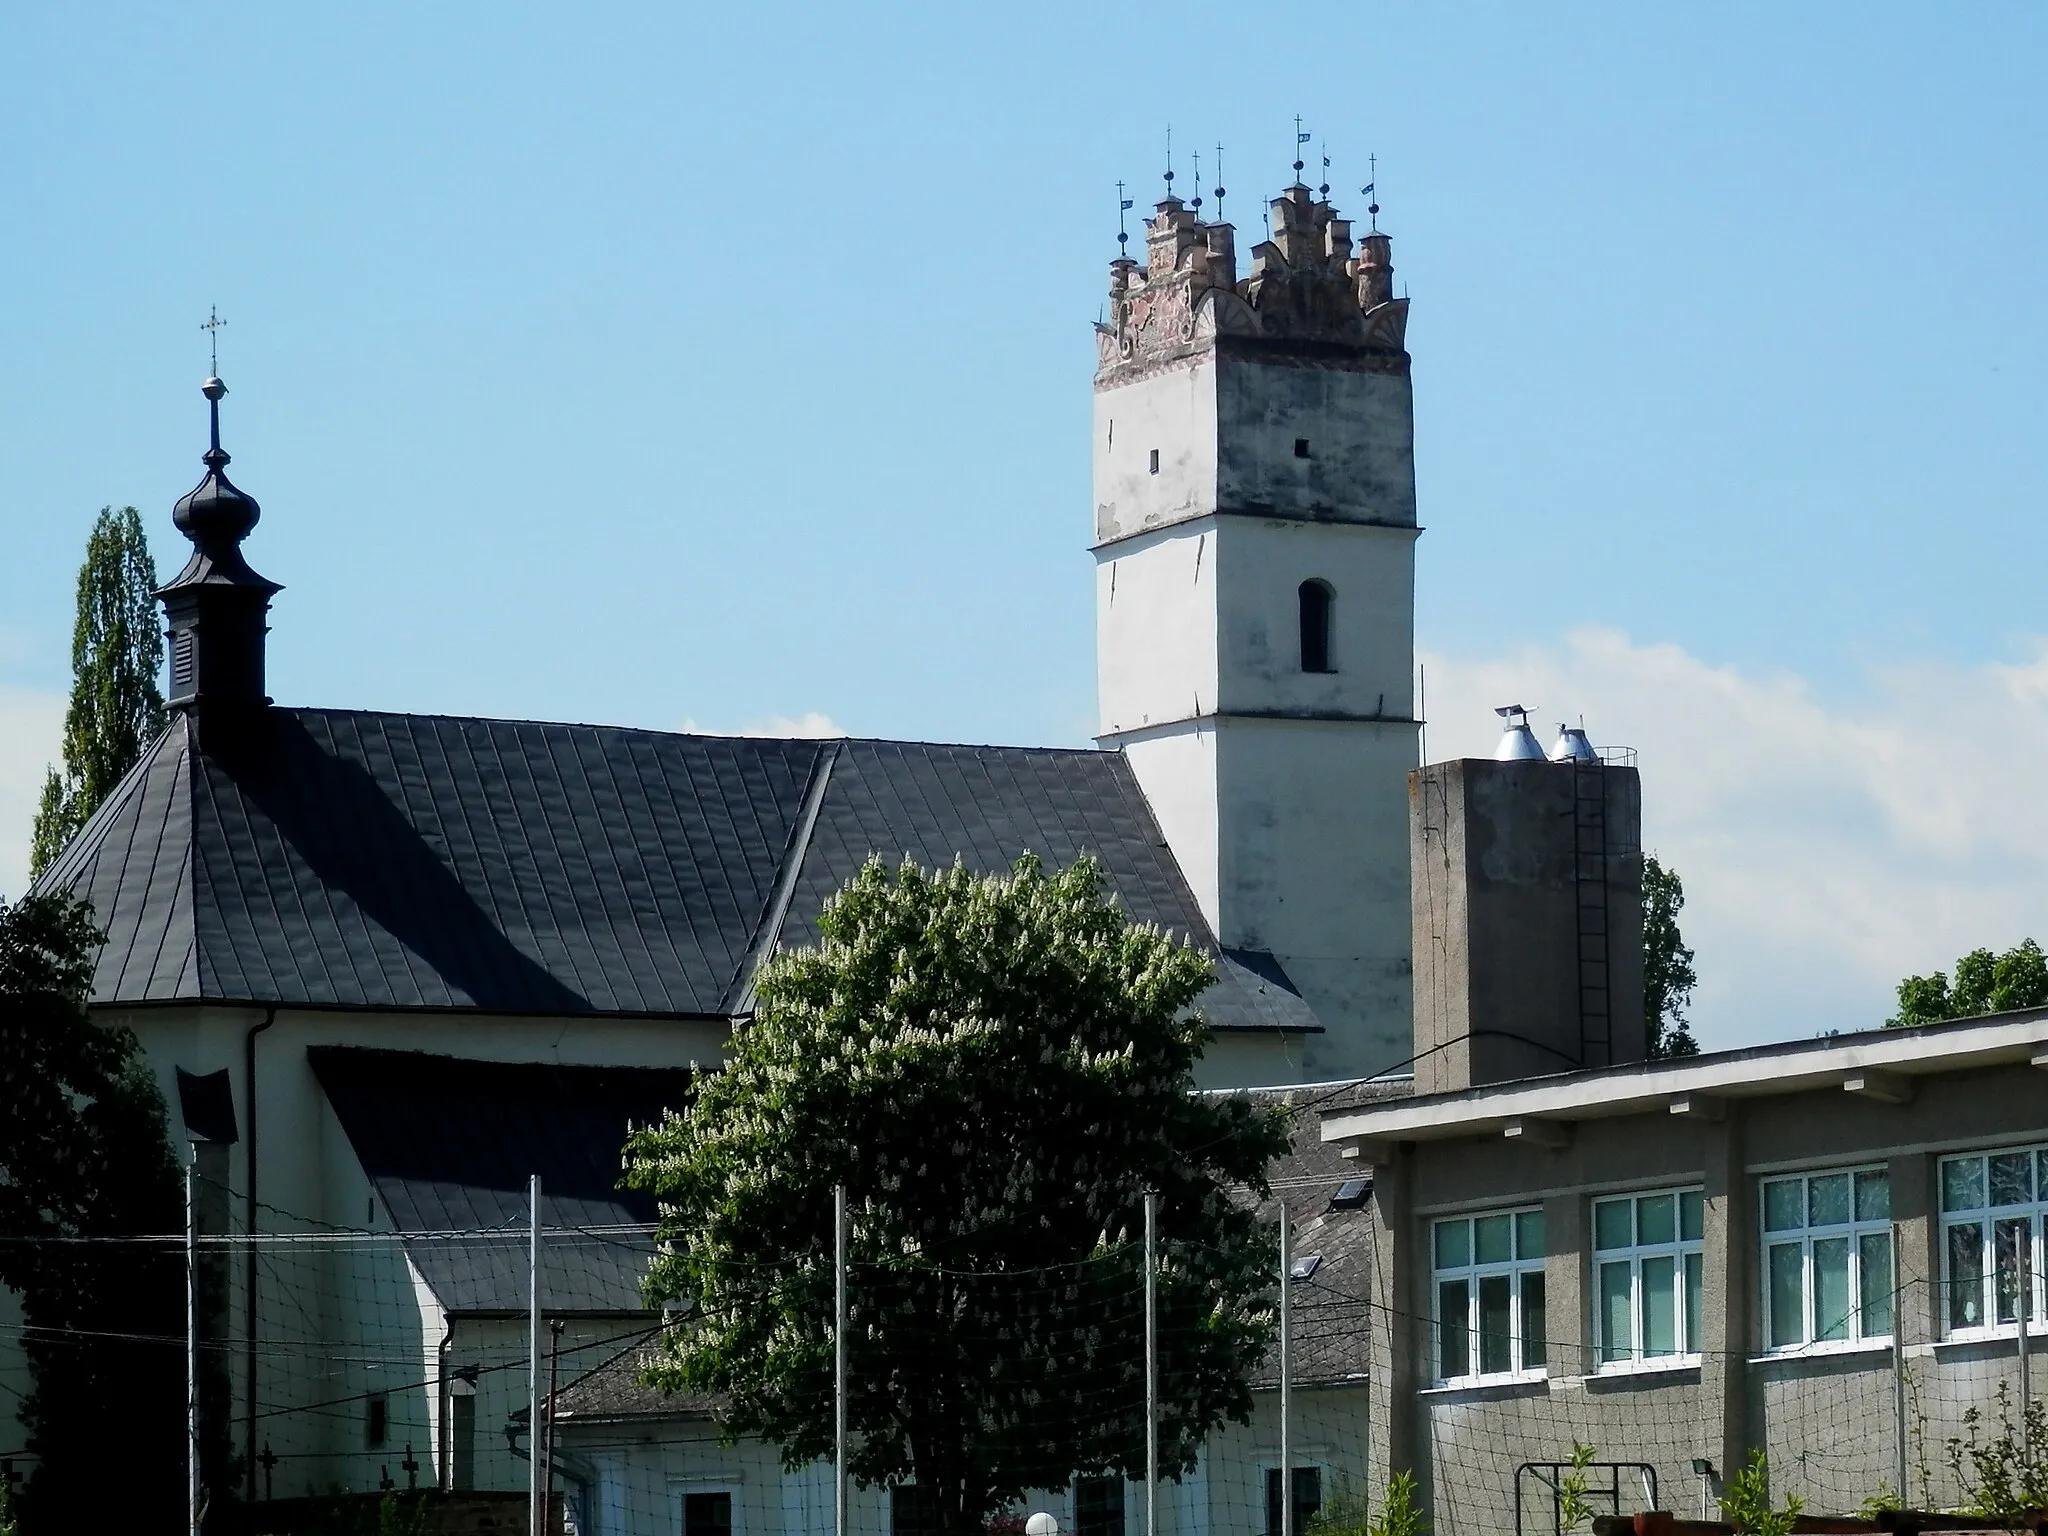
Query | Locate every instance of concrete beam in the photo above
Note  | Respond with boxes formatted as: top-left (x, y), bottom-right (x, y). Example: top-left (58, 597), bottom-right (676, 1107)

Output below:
top-left (2032, 1045), bottom-right (2048, 1070)
top-left (1342, 1139), bottom-right (1397, 1167)
top-left (1668, 1093), bottom-right (1725, 1120)
top-left (1844, 1069), bottom-right (1914, 1105)
top-left (1503, 1118), bottom-right (1572, 1150)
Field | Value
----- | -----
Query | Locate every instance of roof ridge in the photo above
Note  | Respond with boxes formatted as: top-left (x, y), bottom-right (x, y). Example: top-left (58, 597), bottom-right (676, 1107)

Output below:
top-left (276, 706), bottom-right (1113, 758)
top-left (720, 740), bottom-right (841, 1014)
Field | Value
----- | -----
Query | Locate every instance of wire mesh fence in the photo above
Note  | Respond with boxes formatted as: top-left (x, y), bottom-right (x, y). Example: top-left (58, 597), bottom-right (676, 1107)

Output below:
top-left (0, 1188), bottom-right (2043, 1536)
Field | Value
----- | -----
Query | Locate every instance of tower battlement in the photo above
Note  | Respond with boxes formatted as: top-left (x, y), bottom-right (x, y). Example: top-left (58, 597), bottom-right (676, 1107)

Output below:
top-left (1097, 185), bottom-right (1408, 385)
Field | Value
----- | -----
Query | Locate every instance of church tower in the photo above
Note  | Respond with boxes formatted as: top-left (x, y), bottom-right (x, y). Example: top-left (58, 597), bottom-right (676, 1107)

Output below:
top-left (1093, 182), bottom-right (1417, 1082)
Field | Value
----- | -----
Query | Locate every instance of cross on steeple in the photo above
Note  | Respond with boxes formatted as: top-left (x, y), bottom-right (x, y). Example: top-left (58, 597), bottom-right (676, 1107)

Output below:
top-left (201, 306), bottom-right (227, 376)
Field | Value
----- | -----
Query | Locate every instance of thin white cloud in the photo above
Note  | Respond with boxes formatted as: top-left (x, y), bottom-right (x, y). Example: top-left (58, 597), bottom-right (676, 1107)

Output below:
top-left (0, 687), bottom-right (65, 901)
top-left (676, 711), bottom-right (847, 739)
top-left (1421, 628), bottom-right (2048, 1049)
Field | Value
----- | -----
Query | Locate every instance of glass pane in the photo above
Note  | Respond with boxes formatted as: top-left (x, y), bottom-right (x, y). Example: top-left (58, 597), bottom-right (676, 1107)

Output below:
top-left (1642, 1254), bottom-right (1677, 1356)
top-left (1516, 1209), bottom-right (1546, 1262)
top-left (1814, 1237), bottom-right (1851, 1342)
top-left (1600, 1261), bottom-right (1634, 1362)
top-left (1475, 1214), bottom-right (1513, 1266)
top-left (1266, 1470), bottom-right (1285, 1536)
top-left (1479, 1274), bottom-right (1512, 1375)
top-left (1437, 1279), bottom-right (1469, 1379)
top-left (1809, 1174), bottom-right (1852, 1227)
top-left (1943, 1157), bottom-right (1985, 1214)
top-left (1764, 1180), bottom-right (1804, 1232)
top-left (1768, 1243), bottom-right (1805, 1348)
top-left (1076, 1479), bottom-right (1124, 1536)
top-left (1684, 1251), bottom-right (1703, 1353)
top-left (1947, 1223), bottom-right (1985, 1329)
top-left (1433, 1220), bottom-right (1469, 1271)
top-left (1680, 1190), bottom-right (1704, 1243)
top-left (1994, 1218), bottom-right (2028, 1324)
top-left (1990, 1153), bottom-right (2032, 1208)
top-left (1594, 1199), bottom-right (1633, 1251)
top-left (1638, 1194), bottom-right (1677, 1246)
top-left (1861, 1231), bottom-right (1894, 1338)
top-left (1855, 1169), bottom-right (1891, 1223)
top-left (1294, 1467), bottom-right (1323, 1534)
top-left (1521, 1271), bottom-right (1548, 1370)
top-left (687, 1493), bottom-right (734, 1536)
top-left (2039, 1150), bottom-right (2048, 1204)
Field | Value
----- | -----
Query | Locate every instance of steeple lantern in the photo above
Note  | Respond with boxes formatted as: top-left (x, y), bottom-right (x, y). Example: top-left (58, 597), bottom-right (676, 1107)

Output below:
top-left (158, 376), bottom-right (282, 739)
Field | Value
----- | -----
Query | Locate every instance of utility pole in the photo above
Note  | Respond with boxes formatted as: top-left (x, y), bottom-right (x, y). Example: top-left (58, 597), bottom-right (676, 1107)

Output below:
top-left (1280, 1210), bottom-right (1293, 1536)
top-left (1144, 1191), bottom-right (1158, 1536)
top-left (187, 1142), bottom-right (202, 1536)
top-left (835, 1184), bottom-right (849, 1536)
top-left (542, 1319), bottom-right (564, 1523)
top-left (530, 1174), bottom-right (543, 1536)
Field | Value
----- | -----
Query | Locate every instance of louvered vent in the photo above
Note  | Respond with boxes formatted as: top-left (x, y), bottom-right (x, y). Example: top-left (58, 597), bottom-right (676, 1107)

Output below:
top-left (172, 630), bottom-right (195, 689)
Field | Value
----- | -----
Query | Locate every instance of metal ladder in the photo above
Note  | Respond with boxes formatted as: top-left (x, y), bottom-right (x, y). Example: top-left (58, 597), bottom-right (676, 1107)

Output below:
top-left (1572, 760), bottom-right (1611, 1067)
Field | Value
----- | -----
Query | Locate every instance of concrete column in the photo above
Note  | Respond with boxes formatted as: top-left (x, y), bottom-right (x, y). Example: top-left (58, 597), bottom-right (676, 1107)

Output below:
top-left (1699, 1110), bottom-right (1752, 1480)
top-left (1889, 1154), bottom-right (1938, 1348)
top-left (1542, 1192), bottom-right (1594, 1380)
top-left (1366, 1148), bottom-right (1421, 1504)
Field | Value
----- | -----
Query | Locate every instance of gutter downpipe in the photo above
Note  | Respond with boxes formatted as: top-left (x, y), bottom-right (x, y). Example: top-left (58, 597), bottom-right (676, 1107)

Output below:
top-left (244, 1006), bottom-right (277, 1498)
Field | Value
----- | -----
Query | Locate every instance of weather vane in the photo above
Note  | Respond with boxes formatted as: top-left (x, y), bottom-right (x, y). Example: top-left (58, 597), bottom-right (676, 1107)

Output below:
top-left (1319, 139), bottom-right (1331, 200)
top-left (1293, 116), bottom-right (1308, 181)
top-left (1163, 124), bottom-right (1175, 200)
top-left (1191, 147), bottom-right (1203, 217)
top-left (1362, 154), bottom-right (1381, 230)
top-left (201, 306), bottom-right (227, 376)
top-left (1213, 143), bottom-right (1226, 224)
top-left (1116, 180), bottom-right (1133, 255)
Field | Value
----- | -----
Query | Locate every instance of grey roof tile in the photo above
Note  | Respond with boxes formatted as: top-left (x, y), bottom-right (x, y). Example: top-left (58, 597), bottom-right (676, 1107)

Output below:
top-left (42, 710), bottom-right (1318, 1033)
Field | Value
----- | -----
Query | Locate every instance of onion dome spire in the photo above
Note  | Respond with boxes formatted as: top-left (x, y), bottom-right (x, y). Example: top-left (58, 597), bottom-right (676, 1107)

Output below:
top-left (158, 374), bottom-right (282, 737)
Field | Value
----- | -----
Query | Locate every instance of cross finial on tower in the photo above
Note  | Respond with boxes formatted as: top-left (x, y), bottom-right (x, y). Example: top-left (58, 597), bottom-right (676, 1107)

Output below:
top-left (1191, 147), bottom-right (1203, 216)
top-left (1293, 116), bottom-right (1308, 181)
top-left (1364, 153), bottom-right (1380, 231)
top-left (1116, 180), bottom-right (1133, 254)
top-left (1213, 143), bottom-right (1226, 223)
top-left (1162, 124), bottom-right (1175, 199)
top-left (201, 306), bottom-right (227, 377)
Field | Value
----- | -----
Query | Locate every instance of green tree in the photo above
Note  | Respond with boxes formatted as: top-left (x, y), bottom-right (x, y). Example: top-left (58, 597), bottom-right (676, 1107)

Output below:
top-left (1889, 938), bottom-right (2048, 1028)
top-left (1643, 856), bottom-right (1699, 1058)
top-left (625, 854), bottom-right (1290, 1536)
top-left (0, 891), bottom-right (185, 1531)
top-left (28, 506), bottom-right (164, 881)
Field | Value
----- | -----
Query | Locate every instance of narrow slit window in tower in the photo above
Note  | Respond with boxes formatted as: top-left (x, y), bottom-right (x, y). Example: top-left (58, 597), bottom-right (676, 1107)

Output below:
top-left (1299, 580), bottom-right (1334, 673)
top-left (1295, 438), bottom-right (1311, 458)
top-left (1148, 448), bottom-right (1160, 474)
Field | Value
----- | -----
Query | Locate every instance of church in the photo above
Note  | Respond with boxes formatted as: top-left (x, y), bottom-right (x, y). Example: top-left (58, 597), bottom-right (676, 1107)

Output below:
top-left (14, 176), bottom-right (1422, 1530)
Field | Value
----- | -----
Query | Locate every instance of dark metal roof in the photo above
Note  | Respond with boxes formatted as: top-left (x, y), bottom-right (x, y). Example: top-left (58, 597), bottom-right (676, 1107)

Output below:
top-left (41, 711), bottom-right (1316, 1033)
top-left (310, 1046), bottom-right (691, 1313)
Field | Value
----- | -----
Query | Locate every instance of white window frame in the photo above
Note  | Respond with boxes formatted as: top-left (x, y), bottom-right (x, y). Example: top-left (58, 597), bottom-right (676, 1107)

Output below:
top-left (1758, 1165), bottom-right (1895, 1355)
top-left (1591, 1186), bottom-right (1704, 1370)
top-left (1939, 1143), bottom-right (2047, 1340)
top-left (1428, 1206), bottom-right (1547, 1386)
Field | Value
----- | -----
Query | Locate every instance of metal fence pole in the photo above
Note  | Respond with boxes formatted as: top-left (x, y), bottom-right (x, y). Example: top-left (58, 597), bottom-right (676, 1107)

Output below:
top-left (1145, 1191), bottom-right (1158, 1536)
top-left (836, 1184), bottom-right (848, 1536)
top-left (1280, 1210), bottom-right (1293, 1536)
top-left (187, 1142), bottom-right (201, 1536)
top-left (1891, 1221), bottom-right (1908, 1506)
top-left (530, 1173), bottom-right (543, 1536)
top-left (2020, 1237), bottom-right (2034, 1466)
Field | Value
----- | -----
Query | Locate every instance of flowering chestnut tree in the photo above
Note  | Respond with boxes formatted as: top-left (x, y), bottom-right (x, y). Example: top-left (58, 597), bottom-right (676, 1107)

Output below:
top-left (626, 854), bottom-right (1287, 1536)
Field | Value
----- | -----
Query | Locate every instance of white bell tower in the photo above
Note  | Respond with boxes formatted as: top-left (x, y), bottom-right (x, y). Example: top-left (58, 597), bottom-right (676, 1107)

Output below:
top-left (1093, 183), bottom-right (1418, 1083)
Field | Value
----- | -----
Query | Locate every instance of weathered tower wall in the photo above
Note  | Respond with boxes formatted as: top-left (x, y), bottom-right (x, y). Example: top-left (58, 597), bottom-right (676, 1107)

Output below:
top-left (1092, 186), bottom-right (1420, 1083)
top-left (1410, 758), bottom-right (1646, 1095)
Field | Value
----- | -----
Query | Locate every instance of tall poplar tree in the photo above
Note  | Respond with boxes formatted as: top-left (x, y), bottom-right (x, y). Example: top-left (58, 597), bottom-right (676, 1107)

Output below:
top-left (1644, 855), bottom-right (1700, 1058)
top-left (27, 507), bottom-right (164, 880)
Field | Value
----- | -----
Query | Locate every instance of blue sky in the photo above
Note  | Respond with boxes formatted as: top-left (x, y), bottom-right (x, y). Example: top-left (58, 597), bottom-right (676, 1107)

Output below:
top-left (4, 4), bottom-right (2045, 1046)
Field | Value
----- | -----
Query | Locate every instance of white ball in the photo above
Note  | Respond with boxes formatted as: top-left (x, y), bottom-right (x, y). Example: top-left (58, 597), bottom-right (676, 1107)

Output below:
top-left (1025, 1514), bottom-right (1061, 1536)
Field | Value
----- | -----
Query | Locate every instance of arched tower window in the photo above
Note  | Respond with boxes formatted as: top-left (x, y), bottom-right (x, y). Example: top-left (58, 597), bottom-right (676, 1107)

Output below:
top-left (1299, 580), bottom-right (1334, 673)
